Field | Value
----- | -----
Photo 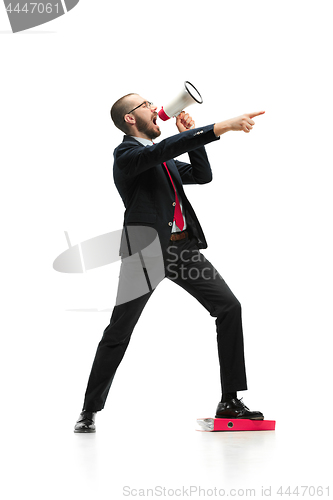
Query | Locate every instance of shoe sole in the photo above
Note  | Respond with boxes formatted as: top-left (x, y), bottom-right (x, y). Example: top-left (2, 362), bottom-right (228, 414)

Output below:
top-left (74, 429), bottom-right (96, 433)
top-left (215, 415), bottom-right (264, 420)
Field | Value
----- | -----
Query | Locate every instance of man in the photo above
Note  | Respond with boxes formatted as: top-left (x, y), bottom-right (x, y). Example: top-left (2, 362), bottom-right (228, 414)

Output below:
top-left (74, 93), bottom-right (265, 433)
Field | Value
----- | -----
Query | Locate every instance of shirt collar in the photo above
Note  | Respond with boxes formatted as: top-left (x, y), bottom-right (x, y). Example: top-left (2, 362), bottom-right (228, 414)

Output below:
top-left (130, 136), bottom-right (153, 147)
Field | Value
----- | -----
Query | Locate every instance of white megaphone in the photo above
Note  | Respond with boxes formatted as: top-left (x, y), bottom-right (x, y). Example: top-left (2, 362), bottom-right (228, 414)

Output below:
top-left (158, 81), bottom-right (203, 121)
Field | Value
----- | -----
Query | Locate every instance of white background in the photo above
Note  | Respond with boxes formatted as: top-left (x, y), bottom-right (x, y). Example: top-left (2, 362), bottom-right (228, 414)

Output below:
top-left (1, 1), bottom-right (332, 499)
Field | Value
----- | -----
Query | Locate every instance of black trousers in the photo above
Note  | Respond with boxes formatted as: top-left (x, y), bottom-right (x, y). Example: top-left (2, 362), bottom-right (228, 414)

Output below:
top-left (82, 234), bottom-right (247, 412)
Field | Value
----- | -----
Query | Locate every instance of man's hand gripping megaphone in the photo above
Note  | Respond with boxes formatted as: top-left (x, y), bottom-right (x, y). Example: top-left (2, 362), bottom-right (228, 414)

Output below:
top-left (176, 111), bottom-right (195, 132)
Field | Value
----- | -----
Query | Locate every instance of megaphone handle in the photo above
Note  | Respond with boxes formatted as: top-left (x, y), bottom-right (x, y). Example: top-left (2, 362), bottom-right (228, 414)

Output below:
top-left (174, 111), bottom-right (195, 129)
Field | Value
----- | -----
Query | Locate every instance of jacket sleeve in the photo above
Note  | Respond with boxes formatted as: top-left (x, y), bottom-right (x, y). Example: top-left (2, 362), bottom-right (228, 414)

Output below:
top-left (115, 124), bottom-right (220, 178)
top-left (174, 146), bottom-right (213, 185)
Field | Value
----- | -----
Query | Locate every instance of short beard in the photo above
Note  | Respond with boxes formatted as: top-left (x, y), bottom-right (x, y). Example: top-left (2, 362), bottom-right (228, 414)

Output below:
top-left (135, 115), bottom-right (161, 140)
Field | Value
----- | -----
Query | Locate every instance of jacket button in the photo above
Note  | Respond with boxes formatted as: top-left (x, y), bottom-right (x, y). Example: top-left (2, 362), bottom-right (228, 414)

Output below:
top-left (172, 202), bottom-right (176, 206)
top-left (168, 222), bottom-right (172, 226)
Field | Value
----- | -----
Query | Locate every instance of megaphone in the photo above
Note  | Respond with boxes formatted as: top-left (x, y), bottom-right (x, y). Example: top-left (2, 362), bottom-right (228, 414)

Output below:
top-left (158, 81), bottom-right (203, 121)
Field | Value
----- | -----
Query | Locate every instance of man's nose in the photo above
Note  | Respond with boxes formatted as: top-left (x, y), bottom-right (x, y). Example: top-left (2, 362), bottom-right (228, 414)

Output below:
top-left (151, 104), bottom-right (158, 112)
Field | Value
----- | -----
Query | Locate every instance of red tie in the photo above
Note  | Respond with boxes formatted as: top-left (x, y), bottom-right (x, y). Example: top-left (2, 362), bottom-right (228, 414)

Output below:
top-left (163, 162), bottom-right (184, 231)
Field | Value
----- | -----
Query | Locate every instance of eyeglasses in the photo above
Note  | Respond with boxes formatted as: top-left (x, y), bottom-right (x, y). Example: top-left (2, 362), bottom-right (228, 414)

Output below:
top-left (125, 101), bottom-right (154, 116)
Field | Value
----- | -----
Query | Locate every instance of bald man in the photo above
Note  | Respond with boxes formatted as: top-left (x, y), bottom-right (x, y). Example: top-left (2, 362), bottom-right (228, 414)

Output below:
top-left (74, 93), bottom-right (265, 433)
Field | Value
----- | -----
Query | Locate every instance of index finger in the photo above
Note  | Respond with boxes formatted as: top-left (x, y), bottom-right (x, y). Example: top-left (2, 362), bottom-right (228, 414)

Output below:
top-left (248, 111), bottom-right (265, 118)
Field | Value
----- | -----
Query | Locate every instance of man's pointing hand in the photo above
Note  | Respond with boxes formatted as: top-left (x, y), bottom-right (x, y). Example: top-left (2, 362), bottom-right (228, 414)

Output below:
top-left (214, 111), bottom-right (265, 136)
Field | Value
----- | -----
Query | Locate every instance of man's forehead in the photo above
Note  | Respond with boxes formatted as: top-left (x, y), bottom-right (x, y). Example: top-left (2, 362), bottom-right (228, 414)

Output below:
top-left (127, 94), bottom-right (146, 107)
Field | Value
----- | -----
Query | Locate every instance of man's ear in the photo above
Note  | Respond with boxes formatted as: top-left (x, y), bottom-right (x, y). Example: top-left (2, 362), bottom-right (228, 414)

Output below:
top-left (124, 114), bottom-right (135, 127)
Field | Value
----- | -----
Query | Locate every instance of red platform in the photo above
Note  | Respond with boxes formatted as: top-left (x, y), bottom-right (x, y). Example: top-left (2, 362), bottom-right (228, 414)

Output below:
top-left (197, 418), bottom-right (276, 432)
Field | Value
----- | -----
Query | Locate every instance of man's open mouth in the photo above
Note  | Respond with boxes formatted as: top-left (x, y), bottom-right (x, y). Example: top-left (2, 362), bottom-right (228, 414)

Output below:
top-left (152, 115), bottom-right (157, 125)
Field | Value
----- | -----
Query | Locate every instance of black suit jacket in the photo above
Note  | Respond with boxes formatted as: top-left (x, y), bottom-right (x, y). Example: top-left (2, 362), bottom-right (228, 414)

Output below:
top-left (113, 124), bottom-right (220, 256)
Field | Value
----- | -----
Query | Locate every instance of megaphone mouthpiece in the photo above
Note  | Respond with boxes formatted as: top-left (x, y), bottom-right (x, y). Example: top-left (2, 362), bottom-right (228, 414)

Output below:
top-left (158, 107), bottom-right (170, 121)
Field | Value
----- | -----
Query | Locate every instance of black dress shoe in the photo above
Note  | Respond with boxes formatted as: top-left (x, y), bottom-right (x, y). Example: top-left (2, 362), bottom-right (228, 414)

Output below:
top-left (215, 398), bottom-right (264, 420)
top-left (74, 411), bottom-right (96, 433)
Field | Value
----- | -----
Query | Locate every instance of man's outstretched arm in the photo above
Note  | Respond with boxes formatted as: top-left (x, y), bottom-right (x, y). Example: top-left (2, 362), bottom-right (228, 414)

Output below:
top-left (116, 111), bottom-right (265, 177)
top-left (174, 110), bottom-right (265, 185)
top-left (175, 110), bottom-right (265, 136)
